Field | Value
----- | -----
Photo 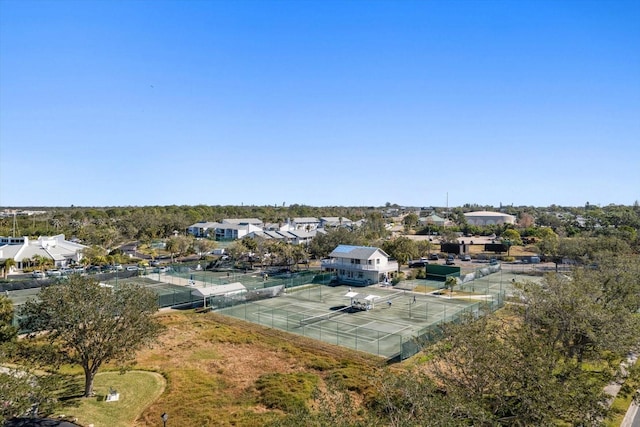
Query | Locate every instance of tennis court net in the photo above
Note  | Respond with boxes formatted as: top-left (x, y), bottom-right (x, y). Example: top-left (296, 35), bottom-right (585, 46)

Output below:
top-left (299, 306), bottom-right (350, 327)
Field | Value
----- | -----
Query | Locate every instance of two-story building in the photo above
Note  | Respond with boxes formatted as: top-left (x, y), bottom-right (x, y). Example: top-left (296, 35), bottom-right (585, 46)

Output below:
top-left (321, 245), bottom-right (398, 286)
top-left (187, 221), bottom-right (219, 238)
top-left (187, 218), bottom-right (264, 240)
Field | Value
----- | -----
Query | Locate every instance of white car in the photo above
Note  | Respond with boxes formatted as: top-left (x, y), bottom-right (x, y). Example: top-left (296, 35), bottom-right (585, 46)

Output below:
top-left (46, 270), bottom-right (62, 277)
top-left (32, 270), bottom-right (46, 279)
top-left (126, 266), bottom-right (139, 272)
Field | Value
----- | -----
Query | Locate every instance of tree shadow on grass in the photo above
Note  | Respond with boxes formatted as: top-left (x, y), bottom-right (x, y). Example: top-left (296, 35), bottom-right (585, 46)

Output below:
top-left (55, 375), bottom-right (86, 408)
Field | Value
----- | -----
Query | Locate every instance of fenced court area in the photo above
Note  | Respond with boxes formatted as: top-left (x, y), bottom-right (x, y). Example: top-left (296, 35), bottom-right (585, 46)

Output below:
top-left (215, 281), bottom-right (502, 360)
top-left (6, 264), bottom-right (545, 360)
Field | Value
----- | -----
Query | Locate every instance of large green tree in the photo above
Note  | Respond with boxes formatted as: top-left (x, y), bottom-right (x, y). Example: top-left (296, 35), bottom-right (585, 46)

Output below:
top-left (381, 236), bottom-right (417, 270)
top-left (514, 256), bottom-right (640, 364)
top-left (430, 315), bottom-right (608, 425)
top-left (20, 276), bottom-right (164, 397)
top-left (1, 296), bottom-right (60, 421)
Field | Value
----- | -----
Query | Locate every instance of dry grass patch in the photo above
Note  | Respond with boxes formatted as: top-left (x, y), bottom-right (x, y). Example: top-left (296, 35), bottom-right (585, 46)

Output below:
top-left (131, 310), bottom-right (384, 426)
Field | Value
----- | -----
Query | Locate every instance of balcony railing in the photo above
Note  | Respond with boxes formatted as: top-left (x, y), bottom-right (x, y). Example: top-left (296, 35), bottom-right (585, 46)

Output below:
top-left (320, 259), bottom-right (398, 271)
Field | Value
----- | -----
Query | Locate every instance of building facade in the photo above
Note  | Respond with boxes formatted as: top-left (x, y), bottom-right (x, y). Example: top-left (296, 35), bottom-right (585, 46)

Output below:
top-left (320, 245), bottom-right (398, 286)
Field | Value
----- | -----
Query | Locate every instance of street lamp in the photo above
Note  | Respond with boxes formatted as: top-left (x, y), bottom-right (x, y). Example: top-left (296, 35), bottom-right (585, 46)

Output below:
top-left (161, 412), bottom-right (168, 427)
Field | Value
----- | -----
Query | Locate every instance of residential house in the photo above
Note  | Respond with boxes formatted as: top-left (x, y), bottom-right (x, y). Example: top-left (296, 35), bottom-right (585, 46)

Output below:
top-left (321, 245), bottom-right (398, 286)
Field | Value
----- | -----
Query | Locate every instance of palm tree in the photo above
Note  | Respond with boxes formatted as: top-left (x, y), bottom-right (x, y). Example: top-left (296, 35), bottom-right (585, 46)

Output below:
top-left (33, 254), bottom-right (53, 273)
top-left (445, 276), bottom-right (457, 297)
top-left (23, 257), bottom-right (34, 269)
top-left (2, 258), bottom-right (16, 279)
top-left (165, 238), bottom-right (177, 263)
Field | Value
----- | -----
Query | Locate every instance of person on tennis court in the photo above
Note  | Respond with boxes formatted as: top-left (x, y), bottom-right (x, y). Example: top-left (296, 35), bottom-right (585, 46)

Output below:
top-left (387, 299), bottom-right (392, 308)
top-left (413, 295), bottom-right (416, 304)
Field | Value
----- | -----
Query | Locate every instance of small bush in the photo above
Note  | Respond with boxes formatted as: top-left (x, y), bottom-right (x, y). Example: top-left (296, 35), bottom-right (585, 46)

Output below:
top-left (255, 372), bottom-right (319, 412)
top-left (305, 356), bottom-right (336, 371)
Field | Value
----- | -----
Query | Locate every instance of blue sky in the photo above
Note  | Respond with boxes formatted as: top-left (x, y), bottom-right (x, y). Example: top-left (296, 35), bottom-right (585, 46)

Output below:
top-left (1, 0), bottom-right (638, 208)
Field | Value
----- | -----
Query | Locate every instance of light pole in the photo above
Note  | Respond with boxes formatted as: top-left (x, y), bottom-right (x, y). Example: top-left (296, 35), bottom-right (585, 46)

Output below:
top-left (161, 412), bottom-right (168, 427)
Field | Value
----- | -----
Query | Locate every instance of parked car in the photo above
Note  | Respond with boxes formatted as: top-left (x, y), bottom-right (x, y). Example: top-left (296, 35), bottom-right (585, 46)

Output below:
top-left (409, 260), bottom-right (427, 268)
top-left (446, 255), bottom-right (455, 265)
top-left (32, 270), bottom-right (46, 279)
top-left (46, 269), bottom-right (62, 277)
top-left (461, 254), bottom-right (471, 261)
top-left (428, 253), bottom-right (439, 261)
top-left (126, 265), bottom-right (139, 272)
top-left (489, 258), bottom-right (498, 265)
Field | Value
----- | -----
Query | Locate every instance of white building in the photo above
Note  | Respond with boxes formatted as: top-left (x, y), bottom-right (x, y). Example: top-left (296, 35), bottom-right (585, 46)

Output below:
top-left (0, 234), bottom-right (87, 270)
top-left (321, 245), bottom-right (398, 286)
top-left (463, 211), bottom-right (516, 226)
top-left (187, 218), bottom-right (264, 240)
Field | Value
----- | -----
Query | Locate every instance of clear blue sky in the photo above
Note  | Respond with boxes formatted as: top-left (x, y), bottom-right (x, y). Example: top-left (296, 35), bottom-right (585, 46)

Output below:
top-left (1, 0), bottom-right (639, 208)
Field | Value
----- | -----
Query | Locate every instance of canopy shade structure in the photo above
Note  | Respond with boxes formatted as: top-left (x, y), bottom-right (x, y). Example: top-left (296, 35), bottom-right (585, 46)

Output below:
top-left (344, 291), bottom-right (381, 310)
top-left (191, 282), bottom-right (247, 307)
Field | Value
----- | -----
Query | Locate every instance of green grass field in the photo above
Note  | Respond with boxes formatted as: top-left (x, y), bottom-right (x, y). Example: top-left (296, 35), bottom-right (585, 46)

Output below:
top-left (60, 371), bottom-right (165, 427)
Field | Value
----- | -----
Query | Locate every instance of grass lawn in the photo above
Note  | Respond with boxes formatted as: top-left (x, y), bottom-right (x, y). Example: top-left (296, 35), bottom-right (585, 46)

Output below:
top-left (60, 370), bottom-right (165, 427)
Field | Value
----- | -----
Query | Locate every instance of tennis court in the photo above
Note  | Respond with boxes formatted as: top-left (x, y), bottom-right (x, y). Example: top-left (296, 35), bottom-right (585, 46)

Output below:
top-left (5, 264), bottom-right (540, 360)
top-left (217, 282), bottom-right (497, 360)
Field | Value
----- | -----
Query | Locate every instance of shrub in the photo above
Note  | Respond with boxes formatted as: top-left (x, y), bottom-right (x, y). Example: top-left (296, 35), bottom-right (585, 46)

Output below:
top-left (255, 372), bottom-right (319, 412)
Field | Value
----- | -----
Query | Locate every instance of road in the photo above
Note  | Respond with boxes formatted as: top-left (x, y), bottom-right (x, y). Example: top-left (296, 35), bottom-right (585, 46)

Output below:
top-left (622, 398), bottom-right (640, 427)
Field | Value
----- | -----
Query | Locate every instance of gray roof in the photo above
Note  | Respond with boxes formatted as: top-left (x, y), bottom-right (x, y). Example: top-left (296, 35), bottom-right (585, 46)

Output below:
top-left (264, 230), bottom-right (286, 239)
top-left (321, 216), bottom-right (352, 223)
top-left (188, 221), bottom-right (220, 229)
top-left (292, 217), bottom-right (320, 223)
top-left (287, 230), bottom-right (314, 238)
top-left (249, 231), bottom-right (271, 239)
top-left (277, 231), bottom-right (297, 239)
top-left (215, 223), bottom-right (251, 231)
top-left (222, 218), bottom-right (263, 225)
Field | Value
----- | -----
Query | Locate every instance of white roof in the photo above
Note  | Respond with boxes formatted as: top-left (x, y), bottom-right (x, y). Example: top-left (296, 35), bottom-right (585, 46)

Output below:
top-left (464, 211), bottom-right (514, 217)
top-left (191, 282), bottom-right (246, 298)
top-left (344, 291), bottom-right (381, 301)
